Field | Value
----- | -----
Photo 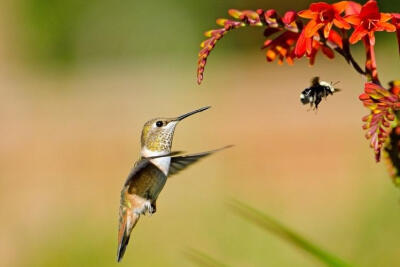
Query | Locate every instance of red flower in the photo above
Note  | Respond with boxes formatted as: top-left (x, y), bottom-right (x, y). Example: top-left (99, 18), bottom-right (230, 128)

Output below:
top-left (298, 1), bottom-right (350, 38)
top-left (345, 0), bottom-right (396, 45)
top-left (295, 1), bottom-right (348, 57)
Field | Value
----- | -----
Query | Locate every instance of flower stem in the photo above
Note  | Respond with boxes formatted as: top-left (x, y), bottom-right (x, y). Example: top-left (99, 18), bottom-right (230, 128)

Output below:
top-left (363, 37), bottom-right (381, 85)
top-left (334, 46), bottom-right (366, 76)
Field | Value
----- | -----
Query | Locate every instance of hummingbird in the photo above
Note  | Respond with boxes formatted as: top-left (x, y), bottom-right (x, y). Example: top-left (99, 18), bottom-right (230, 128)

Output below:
top-left (117, 106), bottom-right (230, 262)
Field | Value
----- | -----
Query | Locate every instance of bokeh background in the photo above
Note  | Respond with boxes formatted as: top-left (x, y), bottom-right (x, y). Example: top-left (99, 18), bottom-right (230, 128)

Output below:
top-left (1, 0), bottom-right (400, 266)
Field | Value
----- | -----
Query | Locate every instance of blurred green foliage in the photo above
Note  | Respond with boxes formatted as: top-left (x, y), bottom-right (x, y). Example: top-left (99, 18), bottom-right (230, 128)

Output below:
top-left (185, 248), bottom-right (227, 267)
top-left (229, 200), bottom-right (350, 267)
top-left (19, 0), bottom-right (93, 65)
top-left (186, 200), bottom-right (351, 267)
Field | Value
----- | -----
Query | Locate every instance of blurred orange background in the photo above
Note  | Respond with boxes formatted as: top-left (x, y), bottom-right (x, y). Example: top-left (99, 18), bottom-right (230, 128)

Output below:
top-left (1, 0), bottom-right (400, 266)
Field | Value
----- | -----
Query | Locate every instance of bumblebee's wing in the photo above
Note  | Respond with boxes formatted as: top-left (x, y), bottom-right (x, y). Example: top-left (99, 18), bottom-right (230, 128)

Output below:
top-left (168, 145), bottom-right (232, 177)
top-left (311, 76), bottom-right (320, 86)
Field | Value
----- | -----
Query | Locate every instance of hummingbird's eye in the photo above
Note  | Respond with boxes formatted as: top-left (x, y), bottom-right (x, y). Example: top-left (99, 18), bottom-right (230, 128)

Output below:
top-left (156, 121), bottom-right (163, 127)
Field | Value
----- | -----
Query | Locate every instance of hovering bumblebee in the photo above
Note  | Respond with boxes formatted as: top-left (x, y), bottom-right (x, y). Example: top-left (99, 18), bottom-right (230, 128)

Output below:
top-left (300, 77), bottom-right (340, 109)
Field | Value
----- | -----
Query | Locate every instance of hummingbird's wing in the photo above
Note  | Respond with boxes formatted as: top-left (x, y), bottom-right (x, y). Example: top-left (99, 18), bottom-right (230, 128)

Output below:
top-left (168, 145), bottom-right (232, 177)
top-left (123, 159), bottom-right (150, 186)
top-left (123, 151), bottom-right (185, 186)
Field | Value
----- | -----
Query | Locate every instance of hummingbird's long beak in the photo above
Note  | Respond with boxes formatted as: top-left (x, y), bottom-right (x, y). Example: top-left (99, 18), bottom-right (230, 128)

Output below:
top-left (175, 106), bottom-right (211, 121)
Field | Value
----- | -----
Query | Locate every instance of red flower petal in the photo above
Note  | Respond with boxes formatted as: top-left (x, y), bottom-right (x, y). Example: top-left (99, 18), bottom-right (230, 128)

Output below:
top-left (322, 46), bottom-right (335, 59)
top-left (359, 93), bottom-right (370, 100)
top-left (298, 9), bottom-right (316, 19)
top-left (309, 51), bottom-right (317, 65)
top-left (376, 21), bottom-right (396, 32)
top-left (282, 10), bottom-right (297, 25)
top-left (333, 16), bottom-right (351, 29)
top-left (286, 55), bottom-right (294, 65)
top-left (349, 25), bottom-right (368, 44)
top-left (306, 36), bottom-right (313, 55)
top-left (263, 39), bottom-right (272, 48)
top-left (332, 1), bottom-right (349, 13)
top-left (310, 2), bottom-right (332, 12)
top-left (304, 20), bottom-right (324, 38)
top-left (345, 1), bottom-right (362, 16)
top-left (359, 0), bottom-right (380, 20)
top-left (365, 82), bottom-right (386, 92)
top-left (265, 9), bottom-right (277, 18)
top-left (295, 30), bottom-right (307, 57)
top-left (328, 30), bottom-right (343, 48)
top-left (308, 41), bottom-right (320, 65)
top-left (380, 13), bottom-right (393, 22)
top-left (344, 14), bottom-right (360, 25)
top-left (266, 50), bottom-right (277, 62)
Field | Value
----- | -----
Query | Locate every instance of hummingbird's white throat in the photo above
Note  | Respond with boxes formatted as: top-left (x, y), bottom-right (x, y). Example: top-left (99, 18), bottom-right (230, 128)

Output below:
top-left (141, 147), bottom-right (171, 176)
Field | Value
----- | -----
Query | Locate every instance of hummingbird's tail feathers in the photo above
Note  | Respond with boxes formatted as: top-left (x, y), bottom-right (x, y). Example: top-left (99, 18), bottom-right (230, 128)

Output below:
top-left (117, 209), bottom-right (140, 262)
top-left (168, 145), bottom-right (233, 177)
top-left (117, 230), bottom-right (130, 263)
